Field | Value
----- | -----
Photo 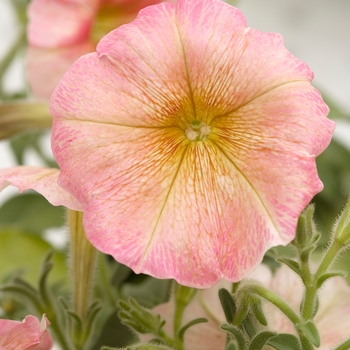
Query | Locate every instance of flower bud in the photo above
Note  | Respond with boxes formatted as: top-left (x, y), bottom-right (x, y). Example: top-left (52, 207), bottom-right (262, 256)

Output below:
top-left (333, 196), bottom-right (350, 247)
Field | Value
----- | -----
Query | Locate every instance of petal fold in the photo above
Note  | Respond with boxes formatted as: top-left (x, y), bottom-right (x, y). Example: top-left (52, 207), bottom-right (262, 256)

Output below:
top-left (0, 166), bottom-right (83, 211)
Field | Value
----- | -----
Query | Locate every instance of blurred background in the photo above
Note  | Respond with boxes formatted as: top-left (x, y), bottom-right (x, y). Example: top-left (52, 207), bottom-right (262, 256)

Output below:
top-left (0, 0), bottom-right (349, 348)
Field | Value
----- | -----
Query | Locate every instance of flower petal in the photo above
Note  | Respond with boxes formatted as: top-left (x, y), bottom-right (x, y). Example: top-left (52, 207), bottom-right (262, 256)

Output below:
top-left (0, 166), bottom-right (83, 211)
top-left (211, 82), bottom-right (334, 243)
top-left (175, 0), bottom-right (315, 118)
top-left (27, 41), bottom-right (94, 99)
top-left (28, 0), bottom-right (99, 48)
top-left (0, 315), bottom-right (53, 350)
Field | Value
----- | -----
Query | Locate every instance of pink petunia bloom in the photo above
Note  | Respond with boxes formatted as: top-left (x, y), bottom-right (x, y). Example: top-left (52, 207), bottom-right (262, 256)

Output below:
top-left (27, 0), bottom-right (175, 99)
top-left (251, 265), bottom-right (350, 348)
top-left (0, 315), bottom-right (53, 350)
top-left (1, 0), bottom-right (334, 287)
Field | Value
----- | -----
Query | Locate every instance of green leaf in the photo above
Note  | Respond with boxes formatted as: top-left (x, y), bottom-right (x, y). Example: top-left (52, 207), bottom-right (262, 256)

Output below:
top-left (297, 321), bottom-right (320, 347)
top-left (218, 288), bottom-right (236, 323)
top-left (226, 341), bottom-right (239, 350)
top-left (0, 193), bottom-right (65, 233)
top-left (10, 130), bottom-right (42, 165)
top-left (251, 300), bottom-right (267, 326)
top-left (249, 331), bottom-right (277, 350)
top-left (118, 297), bottom-right (165, 335)
top-left (276, 258), bottom-right (302, 277)
top-left (267, 334), bottom-right (302, 350)
top-left (178, 318), bottom-right (208, 340)
top-left (0, 229), bottom-right (67, 285)
top-left (221, 324), bottom-right (246, 350)
top-left (333, 337), bottom-right (350, 350)
top-left (317, 271), bottom-right (346, 288)
top-left (9, 130), bottom-right (57, 167)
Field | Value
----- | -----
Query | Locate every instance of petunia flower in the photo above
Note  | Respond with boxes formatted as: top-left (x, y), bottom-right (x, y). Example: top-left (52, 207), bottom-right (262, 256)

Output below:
top-left (1, 0), bottom-right (334, 287)
top-left (250, 265), bottom-right (350, 348)
top-left (0, 314), bottom-right (53, 350)
top-left (27, 0), bottom-right (176, 99)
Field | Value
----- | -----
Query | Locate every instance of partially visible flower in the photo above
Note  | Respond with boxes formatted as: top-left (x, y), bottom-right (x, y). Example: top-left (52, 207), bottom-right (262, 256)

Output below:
top-left (140, 282), bottom-right (229, 349)
top-left (250, 265), bottom-right (350, 348)
top-left (0, 314), bottom-right (53, 350)
top-left (27, 0), bottom-right (175, 99)
top-left (0, 167), bottom-right (83, 211)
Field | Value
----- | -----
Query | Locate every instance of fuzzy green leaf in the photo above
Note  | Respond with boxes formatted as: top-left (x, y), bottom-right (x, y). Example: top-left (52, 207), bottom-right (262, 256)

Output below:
top-left (218, 288), bottom-right (236, 323)
top-left (267, 334), bottom-right (302, 350)
top-left (276, 258), bottom-right (302, 277)
top-left (249, 331), bottom-right (277, 350)
top-left (221, 324), bottom-right (246, 350)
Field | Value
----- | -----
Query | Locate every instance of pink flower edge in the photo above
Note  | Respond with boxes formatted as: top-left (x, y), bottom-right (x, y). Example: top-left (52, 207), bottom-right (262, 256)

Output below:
top-left (0, 314), bottom-right (53, 350)
top-left (0, 166), bottom-right (83, 211)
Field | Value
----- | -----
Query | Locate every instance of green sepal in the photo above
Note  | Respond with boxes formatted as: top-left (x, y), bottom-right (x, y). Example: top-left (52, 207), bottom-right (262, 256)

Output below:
top-left (226, 340), bottom-right (239, 350)
top-left (292, 205), bottom-right (320, 253)
top-left (293, 205), bottom-right (314, 248)
top-left (220, 323), bottom-right (247, 350)
top-left (300, 244), bottom-right (318, 262)
top-left (267, 333), bottom-right (302, 350)
top-left (296, 321), bottom-right (320, 347)
top-left (242, 317), bottom-right (257, 339)
top-left (276, 258), bottom-right (302, 277)
top-left (251, 298), bottom-right (267, 326)
top-left (218, 288), bottom-right (236, 323)
top-left (316, 271), bottom-right (346, 288)
top-left (118, 297), bottom-right (165, 335)
top-left (248, 331), bottom-right (277, 350)
top-left (38, 252), bottom-right (55, 310)
top-left (85, 301), bottom-right (102, 336)
top-left (178, 317), bottom-right (208, 341)
top-left (333, 196), bottom-right (350, 247)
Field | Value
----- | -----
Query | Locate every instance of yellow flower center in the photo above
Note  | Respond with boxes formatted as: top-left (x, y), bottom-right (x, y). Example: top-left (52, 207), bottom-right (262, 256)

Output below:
top-left (185, 120), bottom-right (211, 141)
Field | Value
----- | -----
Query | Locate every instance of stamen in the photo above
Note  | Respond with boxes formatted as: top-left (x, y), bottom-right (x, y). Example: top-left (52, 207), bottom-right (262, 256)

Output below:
top-left (185, 121), bottom-right (211, 141)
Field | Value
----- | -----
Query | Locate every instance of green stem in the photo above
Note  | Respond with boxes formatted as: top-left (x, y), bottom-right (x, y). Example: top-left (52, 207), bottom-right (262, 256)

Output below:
top-left (173, 285), bottom-right (197, 350)
top-left (173, 302), bottom-right (186, 350)
top-left (243, 284), bottom-right (315, 348)
top-left (302, 239), bottom-right (343, 320)
top-left (300, 252), bottom-right (316, 320)
top-left (68, 210), bottom-right (97, 322)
